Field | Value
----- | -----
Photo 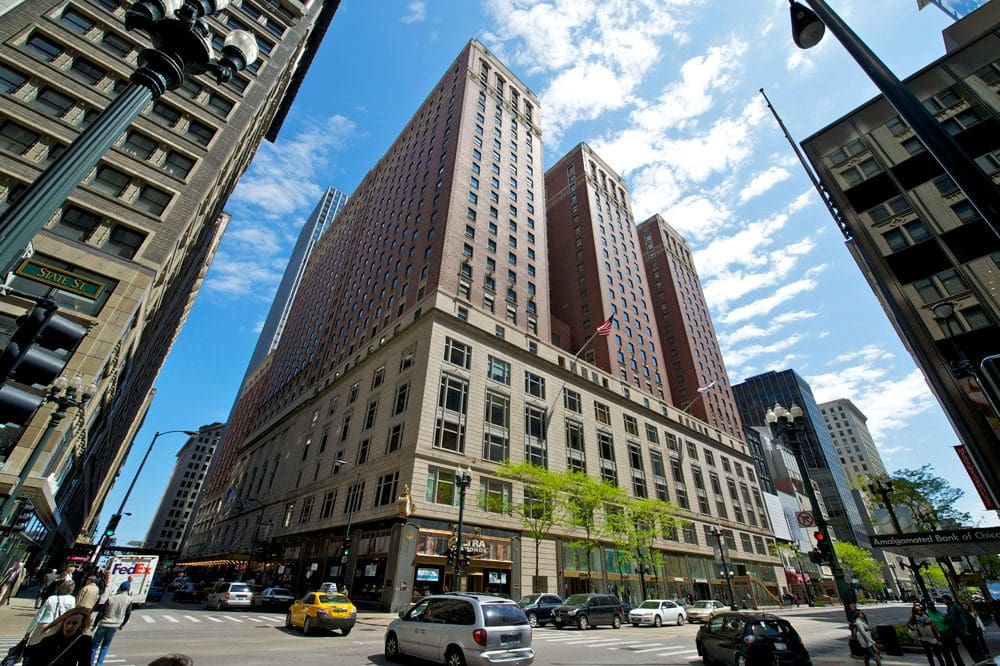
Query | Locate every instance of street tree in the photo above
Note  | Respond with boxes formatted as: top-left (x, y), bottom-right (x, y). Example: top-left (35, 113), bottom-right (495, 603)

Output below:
top-left (978, 554), bottom-right (1000, 579)
top-left (886, 465), bottom-right (971, 529)
top-left (606, 497), bottom-right (684, 600)
top-left (833, 541), bottom-right (885, 596)
top-left (496, 460), bottom-right (568, 591)
top-left (562, 470), bottom-right (623, 591)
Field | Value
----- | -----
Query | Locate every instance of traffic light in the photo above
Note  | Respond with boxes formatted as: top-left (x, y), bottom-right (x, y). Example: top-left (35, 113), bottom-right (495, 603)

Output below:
top-left (0, 300), bottom-right (87, 426)
top-left (808, 549), bottom-right (824, 564)
top-left (105, 513), bottom-right (122, 538)
top-left (10, 502), bottom-right (34, 532)
top-left (814, 531), bottom-right (833, 560)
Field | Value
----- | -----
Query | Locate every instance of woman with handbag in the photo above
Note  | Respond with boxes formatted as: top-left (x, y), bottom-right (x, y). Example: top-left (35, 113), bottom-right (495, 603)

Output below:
top-left (22, 607), bottom-right (92, 666)
top-left (854, 610), bottom-right (882, 666)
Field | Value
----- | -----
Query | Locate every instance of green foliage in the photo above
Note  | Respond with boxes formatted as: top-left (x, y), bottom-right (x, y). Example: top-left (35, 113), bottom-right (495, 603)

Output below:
top-left (886, 466), bottom-right (971, 529)
top-left (833, 541), bottom-right (885, 595)
top-left (978, 554), bottom-right (1000, 579)
top-left (561, 471), bottom-right (625, 589)
top-left (769, 541), bottom-right (801, 565)
top-left (495, 461), bottom-right (569, 583)
top-left (604, 496), bottom-right (684, 585)
top-left (924, 563), bottom-right (948, 589)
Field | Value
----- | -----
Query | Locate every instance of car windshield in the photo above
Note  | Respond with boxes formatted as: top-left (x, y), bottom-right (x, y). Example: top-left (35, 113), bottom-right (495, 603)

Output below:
top-left (518, 594), bottom-right (540, 606)
top-left (692, 601), bottom-right (714, 608)
top-left (750, 619), bottom-right (792, 639)
top-left (483, 603), bottom-right (528, 627)
top-left (637, 601), bottom-right (660, 609)
top-left (317, 594), bottom-right (349, 604)
top-left (562, 594), bottom-right (591, 606)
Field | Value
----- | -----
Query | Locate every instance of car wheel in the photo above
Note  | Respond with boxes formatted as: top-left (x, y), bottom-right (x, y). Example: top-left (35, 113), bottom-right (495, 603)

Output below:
top-left (527, 612), bottom-right (538, 628)
top-left (302, 616), bottom-right (312, 635)
top-left (611, 614), bottom-right (621, 629)
top-left (677, 613), bottom-right (685, 626)
top-left (342, 625), bottom-right (352, 636)
top-left (654, 615), bottom-right (662, 628)
top-left (384, 632), bottom-right (400, 662)
top-left (445, 648), bottom-right (467, 666)
top-left (577, 614), bottom-right (590, 630)
top-left (285, 612), bottom-right (292, 628)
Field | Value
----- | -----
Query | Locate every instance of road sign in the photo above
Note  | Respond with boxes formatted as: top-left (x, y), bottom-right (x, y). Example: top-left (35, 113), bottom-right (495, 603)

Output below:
top-left (796, 511), bottom-right (815, 527)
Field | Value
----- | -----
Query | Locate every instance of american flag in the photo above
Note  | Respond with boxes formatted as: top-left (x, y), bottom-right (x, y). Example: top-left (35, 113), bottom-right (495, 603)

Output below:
top-left (596, 316), bottom-right (614, 336)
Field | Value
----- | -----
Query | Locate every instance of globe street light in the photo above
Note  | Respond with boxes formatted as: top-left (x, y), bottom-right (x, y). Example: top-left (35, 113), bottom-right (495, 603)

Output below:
top-left (453, 466), bottom-right (473, 592)
top-left (0, 0), bottom-right (259, 275)
top-left (767, 403), bottom-right (856, 626)
top-left (709, 526), bottom-right (737, 610)
top-left (788, 0), bottom-right (1000, 237)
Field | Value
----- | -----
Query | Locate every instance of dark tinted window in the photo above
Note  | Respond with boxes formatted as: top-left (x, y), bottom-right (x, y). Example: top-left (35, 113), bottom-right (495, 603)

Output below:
top-left (438, 599), bottom-right (475, 625)
top-left (482, 603), bottom-right (527, 627)
top-left (543, 596), bottom-right (561, 604)
top-left (562, 594), bottom-right (590, 606)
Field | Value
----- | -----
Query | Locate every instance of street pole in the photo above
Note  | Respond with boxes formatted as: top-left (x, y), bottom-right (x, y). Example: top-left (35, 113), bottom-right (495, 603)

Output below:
top-left (335, 459), bottom-right (361, 589)
top-left (453, 466), bottom-right (473, 592)
top-left (711, 527), bottom-right (737, 610)
top-left (868, 479), bottom-right (933, 606)
top-left (790, 0), bottom-right (1000, 235)
top-left (795, 553), bottom-right (814, 606)
top-left (238, 499), bottom-right (265, 582)
top-left (767, 404), bottom-right (856, 626)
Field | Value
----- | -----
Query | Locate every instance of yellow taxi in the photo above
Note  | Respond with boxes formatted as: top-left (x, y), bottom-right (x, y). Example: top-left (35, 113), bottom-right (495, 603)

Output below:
top-left (285, 591), bottom-right (358, 635)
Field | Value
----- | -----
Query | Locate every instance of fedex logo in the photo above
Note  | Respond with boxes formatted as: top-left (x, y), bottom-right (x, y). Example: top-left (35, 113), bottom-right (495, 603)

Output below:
top-left (111, 562), bottom-right (152, 576)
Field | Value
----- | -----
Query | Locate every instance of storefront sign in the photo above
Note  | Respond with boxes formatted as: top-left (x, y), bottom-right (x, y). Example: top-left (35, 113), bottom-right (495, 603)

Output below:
top-left (416, 567), bottom-right (440, 582)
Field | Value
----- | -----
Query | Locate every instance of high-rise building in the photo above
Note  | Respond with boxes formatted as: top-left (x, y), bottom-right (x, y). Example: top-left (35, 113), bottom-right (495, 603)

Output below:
top-left (733, 370), bottom-right (869, 545)
top-left (917, 0), bottom-right (988, 20)
top-left (637, 214), bottom-right (745, 439)
top-left (186, 40), bottom-right (780, 611)
top-left (0, 0), bottom-right (340, 559)
top-left (818, 398), bottom-right (888, 487)
top-left (544, 145), bottom-right (667, 401)
top-left (799, 5), bottom-right (1000, 509)
top-left (144, 422), bottom-right (223, 553)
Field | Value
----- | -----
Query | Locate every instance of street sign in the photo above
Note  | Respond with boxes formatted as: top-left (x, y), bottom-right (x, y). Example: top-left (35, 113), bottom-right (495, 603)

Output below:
top-left (14, 259), bottom-right (105, 299)
top-left (796, 511), bottom-right (815, 527)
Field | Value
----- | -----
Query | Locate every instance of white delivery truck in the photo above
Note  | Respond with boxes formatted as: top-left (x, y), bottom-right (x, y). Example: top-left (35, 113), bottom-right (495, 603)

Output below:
top-left (104, 555), bottom-right (159, 604)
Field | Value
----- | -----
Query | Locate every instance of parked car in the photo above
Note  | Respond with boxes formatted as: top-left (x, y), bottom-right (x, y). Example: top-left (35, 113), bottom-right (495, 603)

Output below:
top-left (204, 581), bottom-right (254, 610)
top-left (696, 612), bottom-right (811, 665)
top-left (628, 599), bottom-right (686, 627)
top-left (517, 593), bottom-right (563, 627)
top-left (384, 592), bottom-right (533, 665)
top-left (286, 592), bottom-right (357, 635)
top-left (172, 582), bottom-right (207, 603)
top-left (550, 594), bottom-right (624, 630)
top-left (686, 599), bottom-right (729, 624)
top-left (145, 583), bottom-right (165, 603)
top-left (255, 587), bottom-right (296, 610)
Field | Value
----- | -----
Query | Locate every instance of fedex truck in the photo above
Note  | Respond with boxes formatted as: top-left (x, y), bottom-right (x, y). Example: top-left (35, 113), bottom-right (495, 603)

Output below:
top-left (104, 555), bottom-right (159, 604)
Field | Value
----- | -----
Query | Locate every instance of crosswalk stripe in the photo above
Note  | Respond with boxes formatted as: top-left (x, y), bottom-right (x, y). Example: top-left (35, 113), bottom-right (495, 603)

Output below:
top-left (162, 615), bottom-right (180, 623)
top-left (223, 615), bottom-right (243, 623)
top-left (206, 616), bottom-right (223, 623)
top-left (183, 615), bottom-right (200, 623)
top-left (140, 615), bottom-right (155, 623)
top-left (611, 642), bottom-right (670, 650)
top-left (659, 648), bottom-right (699, 657)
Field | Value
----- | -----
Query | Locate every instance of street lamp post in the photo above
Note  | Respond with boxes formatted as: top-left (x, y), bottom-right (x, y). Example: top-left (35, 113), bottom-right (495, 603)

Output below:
top-left (91, 428), bottom-right (197, 563)
top-left (710, 527), bottom-right (737, 610)
top-left (0, 0), bottom-right (259, 276)
top-left (867, 477), bottom-right (933, 605)
top-left (237, 498), bottom-right (266, 582)
top-left (793, 551), bottom-right (815, 607)
top-left (767, 403), bottom-right (856, 626)
top-left (453, 466), bottom-right (473, 592)
top-left (788, 0), bottom-right (1000, 236)
top-left (888, 563), bottom-right (902, 601)
top-left (335, 458), bottom-right (361, 588)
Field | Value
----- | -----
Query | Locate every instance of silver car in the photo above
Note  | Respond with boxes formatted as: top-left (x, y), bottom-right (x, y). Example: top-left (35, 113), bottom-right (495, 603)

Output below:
top-left (203, 581), bottom-right (253, 610)
top-left (385, 593), bottom-right (534, 665)
top-left (628, 599), bottom-right (686, 627)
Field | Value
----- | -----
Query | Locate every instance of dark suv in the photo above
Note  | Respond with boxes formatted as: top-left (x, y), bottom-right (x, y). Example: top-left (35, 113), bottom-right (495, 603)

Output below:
top-left (551, 594), bottom-right (624, 630)
top-left (517, 593), bottom-right (563, 627)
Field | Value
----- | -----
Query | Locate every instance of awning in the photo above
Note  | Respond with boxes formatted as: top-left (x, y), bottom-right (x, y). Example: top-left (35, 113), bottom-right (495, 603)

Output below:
top-left (870, 526), bottom-right (1000, 558)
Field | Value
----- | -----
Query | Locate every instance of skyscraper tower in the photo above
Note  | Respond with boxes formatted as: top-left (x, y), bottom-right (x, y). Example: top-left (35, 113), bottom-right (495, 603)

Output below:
top-left (733, 370), bottom-right (869, 545)
top-left (818, 398), bottom-right (888, 487)
top-left (638, 214), bottom-right (745, 439)
top-left (0, 0), bottom-right (340, 555)
top-left (545, 144), bottom-right (667, 401)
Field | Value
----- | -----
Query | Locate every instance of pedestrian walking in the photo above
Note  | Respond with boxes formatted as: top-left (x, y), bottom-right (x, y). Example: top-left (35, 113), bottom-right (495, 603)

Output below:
top-left (91, 581), bottom-right (132, 666)
top-left (909, 603), bottom-right (948, 666)
top-left (0, 562), bottom-right (27, 606)
top-left (854, 610), bottom-right (882, 666)
top-left (35, 569), bottom-right (58, 609)
top-left (26, 580), bottom-right (76, 640)
top-left (23, 606), bottom-right (92, 666)
top-left (928, 602), bottom-right (964, 665)
top-left (74, 576), bottom-right (100, 612)
top-left (943, 595), bottom-right (984, 662)
top-left (961, 601), bottom-right (991, 659)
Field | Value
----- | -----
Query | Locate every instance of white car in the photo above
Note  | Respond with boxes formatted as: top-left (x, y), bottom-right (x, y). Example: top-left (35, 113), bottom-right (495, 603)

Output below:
top-left (628, 599), bottom-right (686, 627)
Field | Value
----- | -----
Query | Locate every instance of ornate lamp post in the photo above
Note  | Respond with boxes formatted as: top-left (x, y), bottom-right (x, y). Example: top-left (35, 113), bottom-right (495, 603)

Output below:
top-left (710, 526), bottom-right (737, 610)
top-left (453, 466), bottom-right (473, 592)
top-left (0, 0), bottom-right (259, 275)
top-left (335, 458), bottom-right (362, 587)
top-left (767, 403), bottom-right (855, 625)
top-left (237, 497), bottom-right (266, 582)
top-left (867, 477), bottom-right (933, 605)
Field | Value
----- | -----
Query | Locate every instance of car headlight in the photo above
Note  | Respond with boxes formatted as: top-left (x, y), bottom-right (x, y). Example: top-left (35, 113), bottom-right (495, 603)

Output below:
top-left (567, 608), bottom-right (578, 615)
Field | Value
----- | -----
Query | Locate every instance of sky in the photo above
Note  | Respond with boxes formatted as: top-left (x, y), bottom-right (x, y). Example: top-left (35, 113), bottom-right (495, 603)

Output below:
top-left (102, 0), bottom-right (998, 548)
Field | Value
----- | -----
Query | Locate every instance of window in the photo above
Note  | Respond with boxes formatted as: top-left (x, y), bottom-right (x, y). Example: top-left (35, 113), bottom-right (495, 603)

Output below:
top-left (375, 472), bottom-right (399, 506)
top-left (487, 356), bottom-right (510, 384)
top-left (60, 8), bottom-right (95, 33)
top-left (371, 365), bottom-right (385, 389)
top-left (135, 184), bottom-right (171, 215)
top-left (363, 400), bottom-right (378, 430)
top-left (598, 432), bottom-right (617, 485)
top-left (386, 423), bottom-right (404, 453)
top-left (525, 405), bottom-right (547, 467)
top-left (34, 87), bottom-right (74, 117)
top-left (565, 421), bottom-right (586, 473)
top-left (426, 467), bottom-right (457, 505)
top-left (121, 131), bottom-right (157, 160)
top-left (105, 225), bottom-right (145, 259)
top-left (101, 32), bottom-right (132, 57)
top-left (594, 401), bottom-right (611, 425)
top-left (393, 383), bottom-right (410, 415)
top-left (0, 64), bottom-right (28, 93)
top-left (320, 491), bottom-right (337, 520)
top-left (25, 33), bottom-right (62, 62)
top-left (0, 121), bottom-right (39, 155)
top-left (483, 390), bottom-right (509, 462)
top-left (564, 389), bottom-right (581, 413)
top-left (91, 165), bottom-right (130, 197)
top-left (298, 496), bottom-right (314, 524)
top-left (435, 375), bottom-right (468, 452)
top-left (163, 150), bottom-right (195, 178)
top-left (344, 481), bottom-right (365, 514)
top-left (524, 371), bottom-right (545, 398)
top-left (207, 93), bottom-right (233, 117)
top-left (187, 120), bottom-right (215, 146)
top-left (444, 337), bottom-right (471, 369)
top-left (51, 205), bottom-right (99, 241)
top-left (70, 57), bottom-right (106, 85)
top-left (952, 201), bottom-right (983, 224)
top-left (348, 382), bottom-right (360, 403)
top-left (150, 101), bottom-right (181, 126)
top-left (622, 414), bottom-right (639, 436)
top-left (479, 478), bottom-right (512, 514)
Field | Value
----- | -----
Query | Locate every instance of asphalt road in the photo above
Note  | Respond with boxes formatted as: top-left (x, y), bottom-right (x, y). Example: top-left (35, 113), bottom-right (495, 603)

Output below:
top-left (2, 601), bottom-right (993, 665)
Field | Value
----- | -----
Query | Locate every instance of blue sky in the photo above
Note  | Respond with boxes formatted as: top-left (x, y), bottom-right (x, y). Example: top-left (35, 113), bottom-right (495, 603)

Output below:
top-left (104, 0), bottom-right (996, 547)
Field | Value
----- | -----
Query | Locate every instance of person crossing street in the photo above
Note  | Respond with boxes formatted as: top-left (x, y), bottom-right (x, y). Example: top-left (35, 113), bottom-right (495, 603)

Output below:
top-left (91, 581), bottom-right (133, 666)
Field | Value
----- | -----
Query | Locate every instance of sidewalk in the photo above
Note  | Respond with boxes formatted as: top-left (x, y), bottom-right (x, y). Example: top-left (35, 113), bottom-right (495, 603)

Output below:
top-left (0, 593), bottom-right (40, 636)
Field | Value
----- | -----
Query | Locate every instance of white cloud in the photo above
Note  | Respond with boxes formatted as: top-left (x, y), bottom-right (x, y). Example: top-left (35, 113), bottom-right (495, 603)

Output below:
top-left (724, 334), bottom-right (805, 369)
top-left (738, 166), bottom-right (791, 203)
top-left (719, 277), bottom-right (819, 325)
top-left (401, 0), bottom-right (426, 23)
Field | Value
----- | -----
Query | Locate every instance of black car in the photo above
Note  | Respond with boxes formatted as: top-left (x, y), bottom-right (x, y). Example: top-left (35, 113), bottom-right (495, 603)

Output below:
top-left (172, 582), bottom-right (207, 603)
top-left (696, 612), bottom-right (811, 666)
top-left (551, 594), bottom-right (624, 630)
top-left (517, 593), bottom-right (563, 627)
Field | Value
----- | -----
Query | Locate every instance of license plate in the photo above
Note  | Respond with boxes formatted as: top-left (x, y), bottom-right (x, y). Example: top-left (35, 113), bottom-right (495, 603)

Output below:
top-left (500, 632), bottom-right (520, 646)
top-left (774, 642), bottom-right (787, 650)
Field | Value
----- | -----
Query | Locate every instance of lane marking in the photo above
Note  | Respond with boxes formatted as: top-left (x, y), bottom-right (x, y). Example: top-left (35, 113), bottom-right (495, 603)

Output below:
top-left (140, 615), bottom-right (154, 624)
top-left (161, 615), bottom-right (179, 623)
top-left (183, 615), bottom-right (201, 623)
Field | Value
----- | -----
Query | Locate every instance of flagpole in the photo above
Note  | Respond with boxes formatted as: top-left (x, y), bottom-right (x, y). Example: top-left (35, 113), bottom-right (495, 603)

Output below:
top-left (680, 380), bottom-right (718, 413)
top-left (543, 317), bottom-right (614, 438)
